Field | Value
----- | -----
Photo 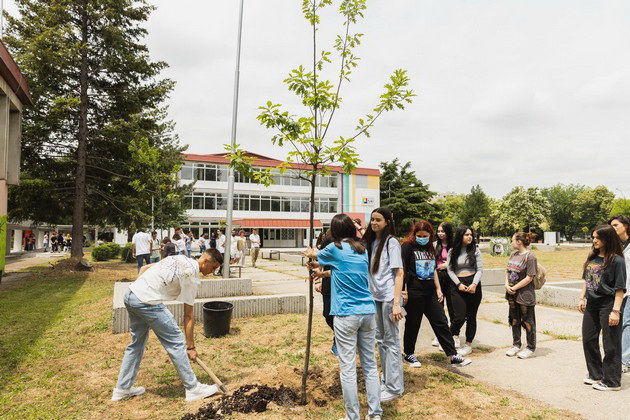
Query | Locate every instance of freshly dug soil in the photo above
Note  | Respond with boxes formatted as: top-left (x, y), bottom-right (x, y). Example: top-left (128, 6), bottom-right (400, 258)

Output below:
top-left (182, 384), bottom-right (299, 419)
top-left (52, 258), bottom-right (94, 272)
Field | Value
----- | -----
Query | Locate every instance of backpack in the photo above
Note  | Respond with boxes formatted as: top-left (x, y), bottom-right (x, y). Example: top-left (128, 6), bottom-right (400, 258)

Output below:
top-left (525, 252), bottom-right (547, 289)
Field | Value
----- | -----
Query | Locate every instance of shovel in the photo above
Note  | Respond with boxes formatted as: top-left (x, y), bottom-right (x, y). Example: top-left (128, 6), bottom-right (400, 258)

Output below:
top-left (195, 356), bottom-right (228, 393)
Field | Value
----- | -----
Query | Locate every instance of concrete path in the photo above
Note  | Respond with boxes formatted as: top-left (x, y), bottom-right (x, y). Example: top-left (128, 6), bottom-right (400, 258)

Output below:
top-left (245, 257), bottom-right (630, 420)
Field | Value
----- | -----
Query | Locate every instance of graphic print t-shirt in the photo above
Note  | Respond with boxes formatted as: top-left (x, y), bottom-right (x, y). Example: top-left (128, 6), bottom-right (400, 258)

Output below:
top-left (402, 243), bottom-right (436, 297)
top-left (506, 252), bottom-right (537, 306)
top-left (583, 255), bottom-right (627, 301)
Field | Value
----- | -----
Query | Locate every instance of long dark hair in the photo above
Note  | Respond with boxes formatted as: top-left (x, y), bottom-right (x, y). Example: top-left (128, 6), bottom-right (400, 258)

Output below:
top-left (403, 220), bottom-right (435, 258)
top-left (435, 221), bottom-right (454, 258)
top-left (584, 225), bottom-right (624, 271)
top-left (609, 214), bottom-right (630, 239)
top-left (330, 214), bottom-right (365, 254)
top-left (363, 208), bottom-right (397, 274)
top-left (449, 226), bottom-right (477, 271)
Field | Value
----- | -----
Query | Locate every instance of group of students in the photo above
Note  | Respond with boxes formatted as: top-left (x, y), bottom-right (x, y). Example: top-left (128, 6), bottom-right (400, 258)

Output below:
top-left (305, 209), bottom-right (630, 420)
top-left (42, 232), bottom-right (72, 252)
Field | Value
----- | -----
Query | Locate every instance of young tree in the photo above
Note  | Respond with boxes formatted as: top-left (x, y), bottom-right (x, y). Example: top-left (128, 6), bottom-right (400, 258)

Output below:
top-left (227, 0), bottom-right (414, 403)
top-left (5, 0), bottom-right (186, 257)
top-left (379, 159), bottom-right (437, 232)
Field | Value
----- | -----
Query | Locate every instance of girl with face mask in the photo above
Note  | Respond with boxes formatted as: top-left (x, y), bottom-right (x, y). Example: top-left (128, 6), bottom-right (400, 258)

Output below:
top-left (400, 220), bottom-right (472, 369)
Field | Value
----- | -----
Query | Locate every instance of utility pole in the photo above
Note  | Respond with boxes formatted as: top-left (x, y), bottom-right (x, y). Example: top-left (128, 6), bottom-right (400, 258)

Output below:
top-left (222, 0), bottom-right (245, 278)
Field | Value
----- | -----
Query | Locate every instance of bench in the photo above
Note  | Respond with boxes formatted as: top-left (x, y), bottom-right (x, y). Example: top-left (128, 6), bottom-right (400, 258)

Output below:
top-left (268, 250), bottom-right (281, 260)
top-left (229, 265), bottom-right (242, 278)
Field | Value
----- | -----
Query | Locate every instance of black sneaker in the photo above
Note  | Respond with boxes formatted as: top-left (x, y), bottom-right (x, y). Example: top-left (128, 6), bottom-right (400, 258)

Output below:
top-left (450, 354), bottom-right (472, 367)
top-left (403, 354), bottom-right (421, 368)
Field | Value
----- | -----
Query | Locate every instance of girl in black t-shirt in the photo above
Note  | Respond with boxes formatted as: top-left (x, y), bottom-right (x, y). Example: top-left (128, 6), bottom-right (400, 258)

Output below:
top-left (579, 225), bottom-right (626, 391)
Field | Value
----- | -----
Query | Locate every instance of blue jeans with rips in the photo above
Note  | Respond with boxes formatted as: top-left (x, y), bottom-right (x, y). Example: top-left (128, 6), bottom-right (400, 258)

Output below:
top-left (115, 290), bottom-right (198, 390)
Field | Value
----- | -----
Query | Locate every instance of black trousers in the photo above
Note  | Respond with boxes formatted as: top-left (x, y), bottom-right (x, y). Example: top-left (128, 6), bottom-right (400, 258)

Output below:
top-left (582, 297), bottom-right (622, 387)
top-left (437, 269), bottom-right (455, 324)
top-left (450, 276), bottom-right (482, 343)
top-left (403, 293), bottom-right (457, 357)
top-left (507, 296), bottom-right (536, 350)
top-left (322, 293), bottom-right (334, 332)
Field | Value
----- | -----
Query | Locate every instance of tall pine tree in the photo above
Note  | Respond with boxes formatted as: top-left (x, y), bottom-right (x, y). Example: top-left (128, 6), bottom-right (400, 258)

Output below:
top-left (5, 0), bottom-right (190, 257)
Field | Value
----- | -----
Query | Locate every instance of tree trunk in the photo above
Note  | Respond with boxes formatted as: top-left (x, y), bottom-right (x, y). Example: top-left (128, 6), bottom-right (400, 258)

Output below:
top-left (71, 2), bottom-right (89, 260)
top-left (127, 228), bottom-right (133, 243)
top-left (300, 170), bottom-right (318, 405)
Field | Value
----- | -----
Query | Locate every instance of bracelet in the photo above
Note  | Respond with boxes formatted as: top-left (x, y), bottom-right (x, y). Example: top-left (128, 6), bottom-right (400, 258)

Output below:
top-left (187, 346), bottom-right (196, 351)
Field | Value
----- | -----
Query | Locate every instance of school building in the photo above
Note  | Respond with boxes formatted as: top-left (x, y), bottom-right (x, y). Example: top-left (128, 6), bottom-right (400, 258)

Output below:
top-left (179, 152), bottom-right (381, 247)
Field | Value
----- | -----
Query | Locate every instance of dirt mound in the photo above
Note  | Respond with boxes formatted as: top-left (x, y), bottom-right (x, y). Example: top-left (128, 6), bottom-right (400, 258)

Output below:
top-left (51, 258), bottom-right (94, 272)
top-left (182, 384), bottom-right (299, 419)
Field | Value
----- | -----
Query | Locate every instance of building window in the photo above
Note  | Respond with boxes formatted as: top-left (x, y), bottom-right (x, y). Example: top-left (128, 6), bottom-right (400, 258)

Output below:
top-left (181, 164), bottom-right (193, 180)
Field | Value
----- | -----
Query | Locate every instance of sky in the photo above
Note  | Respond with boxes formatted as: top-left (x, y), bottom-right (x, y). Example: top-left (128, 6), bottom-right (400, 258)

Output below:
top-left (5, 0), bottom-right (630, 198)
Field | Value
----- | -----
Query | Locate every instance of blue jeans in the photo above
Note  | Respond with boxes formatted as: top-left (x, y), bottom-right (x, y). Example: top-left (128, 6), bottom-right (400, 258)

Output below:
top-left (622, 297), bottom-right (630, 367)
top-left (115, 290), bottom-right (198, 390)
top-left (136, 254), bottom-right (150, 273)
top-left (186, 249), bottom-right (191, 258)
top-left (334, 314), bottom-right (382, 420)
top-left (375, 300), bottom-right (404, 395)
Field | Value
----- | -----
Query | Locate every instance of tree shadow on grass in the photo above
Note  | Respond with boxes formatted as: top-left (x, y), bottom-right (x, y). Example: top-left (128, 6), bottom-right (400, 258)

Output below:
top-left (0, 270), bottom-right (89, 391)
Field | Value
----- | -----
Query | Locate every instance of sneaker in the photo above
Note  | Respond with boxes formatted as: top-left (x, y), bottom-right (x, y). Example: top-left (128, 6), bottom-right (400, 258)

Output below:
top-left (380, 389), bottom-right (402, 402)
top-left (505, 346), bottom-right (520, 357)
top-left (431, 337), bottom-right (439, 347)
top-left (583, 376), bottom-right (600, 385)
top-left (403, 354), bottom-right (421, 368)
top-left (453, 336), bottom-right (461, 348)
top-left (366, 415), bottom-right (383, 420)
top-left (331, 342), bottom-right (339, 357)
top-left (112, 386), bottom-right (146, 401)
top-left (592, 382), bottom-right (621, 391)
top-left (517, 348), bottom-right (534, 359)
top-left (623, 365), bottom-right (630, 374)
top-left (185, 383), bottom-right (218, 402)
top-left (458, 345), bottom-right (472, 356)
top-left (450, 354), bottom-right (472, 367)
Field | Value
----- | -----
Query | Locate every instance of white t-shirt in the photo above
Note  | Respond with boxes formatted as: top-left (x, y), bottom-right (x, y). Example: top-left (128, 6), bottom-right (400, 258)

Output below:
top-left (128, 255), bottom-right (200, 305)
top-left (217, 234), bottom-right (226, 253)
top-left (173, 238), bottom-right (186, 253)
top-left (368, 236), bottom-right (403, 302)
top-left (132, 231), bottom-right (151, 255)
top-left (249, 234), bottom-right (260, 248)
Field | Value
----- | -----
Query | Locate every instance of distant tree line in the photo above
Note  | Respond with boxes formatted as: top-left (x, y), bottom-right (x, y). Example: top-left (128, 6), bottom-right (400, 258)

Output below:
top-left (380, 159), bottom-right (627, 240)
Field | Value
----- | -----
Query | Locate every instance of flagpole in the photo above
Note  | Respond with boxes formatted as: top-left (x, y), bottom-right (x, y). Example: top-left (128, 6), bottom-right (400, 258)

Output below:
top-left (222, 0), bottom-right (244, 278)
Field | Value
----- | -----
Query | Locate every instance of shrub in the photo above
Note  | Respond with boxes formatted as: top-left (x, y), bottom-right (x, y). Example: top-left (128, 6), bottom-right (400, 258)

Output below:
top-left (121, 243), bottom-right (134, 263)
top-left (92, 245), bottom-right (112, 261)
top-left (101, 242), bottom-right (121, 259)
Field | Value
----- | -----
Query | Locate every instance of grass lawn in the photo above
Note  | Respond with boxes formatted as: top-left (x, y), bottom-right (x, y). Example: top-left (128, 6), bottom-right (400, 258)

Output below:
top-left (0, 260), bottom-right (579, 419)
top-left (483, 248), bottom-right (589, 281)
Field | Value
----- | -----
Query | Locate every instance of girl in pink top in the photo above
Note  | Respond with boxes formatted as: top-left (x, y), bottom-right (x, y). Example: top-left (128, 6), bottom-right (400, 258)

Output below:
top-left (432, 222), bottom-right (456, 348)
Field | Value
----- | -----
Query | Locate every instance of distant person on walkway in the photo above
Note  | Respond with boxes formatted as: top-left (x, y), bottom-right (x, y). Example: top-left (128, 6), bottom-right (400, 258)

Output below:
top-left (132, 229), bottom-right (151, 273)
top-left (65, 234), bottom-right (71, 252)
top-left (401, 220), bottom-right (472, 369)
top-left (198, 234), bottom-right (208, 253)
top-left (50, 233), bottom-right (58, 253)
top-left (447, 226), bottom-right (483, 357)
top-left (362, 208), bottom-right (407, 402)
top-left (216, 230), bottom-right (226, 276)
top-left (210, 232), bottom-right (217, 250)
top-left (303, 214), bottom-right (382, 420)
top-left (112, 250), bottom-right (223, 402)
top-left (432, 221), bottom-right (455, 348)
top-left (237, 230), bottom-right (248, 267)
top-left (172, 232), bottom-right (186, 256)
top-left (504, 232), bottom-right (538, 359)
top-left (150, 231), bottom-right (161, 264)
top-left (185, 231), bottom-right (194, 258)
top-left (230, 230), bottom-right (239, 264)
top-left (43, 232), bottom-right (49, 252)
top-left (579, 225), bottom-right (626, 391)
top-left (609, 215), bottom-right (630, 373)
top-left (249, 229), bottom-right (260, 267)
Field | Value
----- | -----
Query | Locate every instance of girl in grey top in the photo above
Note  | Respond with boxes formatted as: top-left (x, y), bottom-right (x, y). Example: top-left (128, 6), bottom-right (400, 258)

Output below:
top-left (446, 226), bottom-right (483, 356)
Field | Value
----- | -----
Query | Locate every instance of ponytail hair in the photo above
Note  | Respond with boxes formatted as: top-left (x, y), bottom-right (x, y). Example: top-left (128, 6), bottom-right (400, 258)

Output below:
top-left (513, 231), bottom-right (534, 247)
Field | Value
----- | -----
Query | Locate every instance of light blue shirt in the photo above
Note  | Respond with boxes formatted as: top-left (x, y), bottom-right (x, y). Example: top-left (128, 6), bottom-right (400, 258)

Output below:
top-left (317, 241), bottom-right (375, 316)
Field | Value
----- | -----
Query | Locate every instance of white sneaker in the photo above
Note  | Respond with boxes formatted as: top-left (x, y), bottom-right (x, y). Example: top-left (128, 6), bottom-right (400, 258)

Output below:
top-left (453, 336), bottom-right (461, 348)
top-left (517, 348), bottom-right (534, 359)
top-left (431, 337), bottom-right (439, 347)
top-left (112, 386), bottom-right (146, 401)
top-left (505, 346), bottom-right (520, 357)
top-left (380, 389), bottom-right (402, 402)
top-left (623, 365), bottom-right (630, 374)
top-left (458, 345), bottom-right (472, 356)
top-left (366, 415), bottom-right (383, 420)
top-left (185, 383), bottom-right (218, 402)
top-left (584, 376), bottom-right (600, 385)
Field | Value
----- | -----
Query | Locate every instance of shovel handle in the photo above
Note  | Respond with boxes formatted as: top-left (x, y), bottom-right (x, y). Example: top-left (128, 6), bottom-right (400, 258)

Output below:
top-left (195, 357), bottom-right (228, 393)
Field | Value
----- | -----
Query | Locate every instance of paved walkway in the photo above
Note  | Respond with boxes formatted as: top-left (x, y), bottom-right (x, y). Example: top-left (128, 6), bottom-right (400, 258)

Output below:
top-left (242, 256), bottom-right (629, 420)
